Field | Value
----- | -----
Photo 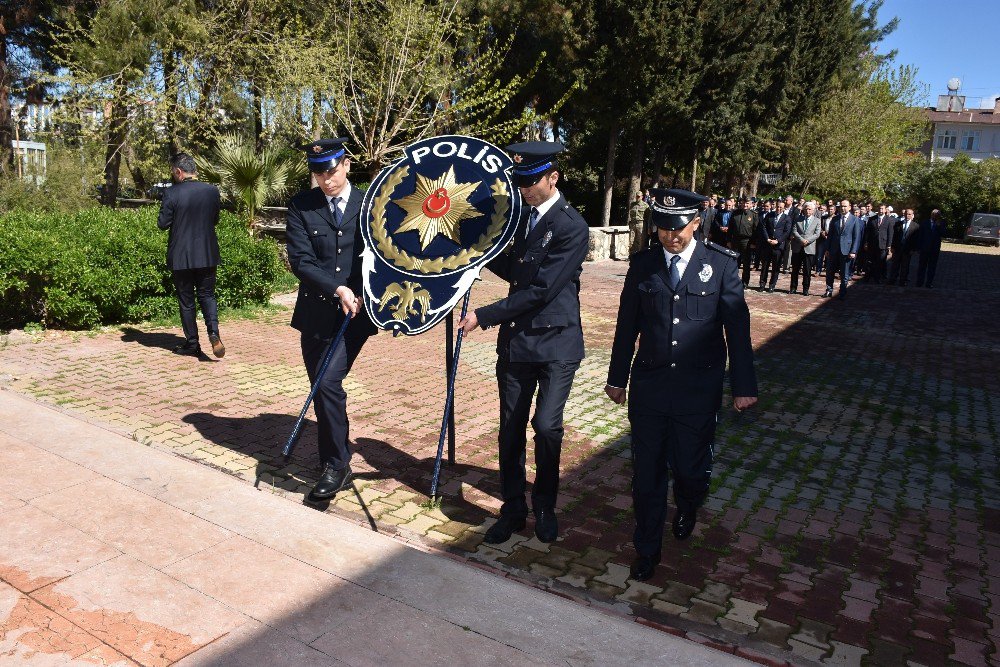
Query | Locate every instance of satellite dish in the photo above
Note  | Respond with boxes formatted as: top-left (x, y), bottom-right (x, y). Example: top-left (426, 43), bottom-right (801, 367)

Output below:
top-left (947, 78), bottom-right (961, 92)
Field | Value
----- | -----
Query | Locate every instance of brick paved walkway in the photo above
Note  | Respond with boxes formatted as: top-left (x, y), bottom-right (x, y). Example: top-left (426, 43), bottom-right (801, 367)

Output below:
top-left (2, 241), bottom-right (998, 666)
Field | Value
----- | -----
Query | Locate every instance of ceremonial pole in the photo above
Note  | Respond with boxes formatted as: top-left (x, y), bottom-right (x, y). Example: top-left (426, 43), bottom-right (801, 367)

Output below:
top-left (430, 289), bottom-right (472, 501)
top-left (281, 314), bottom-right (352, 462)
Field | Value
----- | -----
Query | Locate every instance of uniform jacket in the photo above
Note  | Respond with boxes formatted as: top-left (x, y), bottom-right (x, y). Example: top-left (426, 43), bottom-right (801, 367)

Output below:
top-left (728, 210), bottom-right (758, 246)
top-left (607, 241), bottom-right (758, 415)
top-left (157, 179), bottom-right (221, 270)
top-left (627, 200), bottom-right (649, 226)
top-left (920, 219), bottom-right (945, 254)
top-left (477, 193), bottom-right (589, 363)
top-left (866, 214), bottom-right (894, 251)
top-left (891, 218), bottom-right (922, 253)
top-left (791, 214), bottom-right (822, 255)
top-left (827, 213), bottom-right (863, 256)
top-left (759, 211), bottom-right (792, 250)
top-left (286, 185), bottom-right (377, 340)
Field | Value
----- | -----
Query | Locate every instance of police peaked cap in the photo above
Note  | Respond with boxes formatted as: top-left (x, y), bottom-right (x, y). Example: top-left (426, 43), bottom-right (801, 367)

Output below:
top-left (299, 137), bottom-right (350, 173)
top-left (507, 141), bottom-right (565, 187)
top-left (648, 188), bottom-right (709, 230)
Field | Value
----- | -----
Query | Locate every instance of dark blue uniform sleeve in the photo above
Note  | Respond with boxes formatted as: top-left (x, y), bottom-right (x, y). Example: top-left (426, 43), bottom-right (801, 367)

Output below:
top-left (285, 200), bottom-right (340, 300)
top-left (718, 255), bottom-right (758, 397)
top-left (606, 260), bottom-right (643, 388)
top-left (475, 219), bottom-right (588, 328)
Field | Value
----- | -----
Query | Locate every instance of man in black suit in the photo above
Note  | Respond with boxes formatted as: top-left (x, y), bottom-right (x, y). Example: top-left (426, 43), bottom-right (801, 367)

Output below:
top-left (758, 199), bottom-right (792, 292)
top-left (696, 196), bottom-right (716, 243)
top-left (157, 153), bottom-right (225, 358)
top-left (780, 195), bottom-right (801, 273)
top-left (887, 208), bottom-right (921, 286)
top-left (917, 209), bottom-right (945, 288)
top-left (285, 138), bottom-right (378, 500)
top-left (605, 188), bottom-right (757, 582)
top-left (459, 142), bottom-right (589, 545)
top-left (864, 204), bottom-right (894, 284)
top-left (710, 198), bottom-right (734, 247)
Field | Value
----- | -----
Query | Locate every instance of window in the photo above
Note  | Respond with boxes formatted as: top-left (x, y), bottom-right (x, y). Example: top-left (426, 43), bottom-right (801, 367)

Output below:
top-left (961, 130), bottom-right (981, 151)
top-left (936, 129), bottom-right (957, 150)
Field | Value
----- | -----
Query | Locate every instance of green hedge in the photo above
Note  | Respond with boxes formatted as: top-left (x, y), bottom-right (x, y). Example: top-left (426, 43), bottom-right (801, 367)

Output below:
top-left (0, 207), bottom-right (283, 330)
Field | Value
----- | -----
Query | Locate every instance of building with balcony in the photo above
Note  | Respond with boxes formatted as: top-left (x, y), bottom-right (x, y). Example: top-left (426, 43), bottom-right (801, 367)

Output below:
top-left (922, 87), bottom-right (1000, 163)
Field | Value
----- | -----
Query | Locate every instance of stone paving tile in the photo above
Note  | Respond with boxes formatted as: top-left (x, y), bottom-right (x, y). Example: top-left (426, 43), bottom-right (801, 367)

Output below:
top-left (1, 242), bottom-right (998, 666)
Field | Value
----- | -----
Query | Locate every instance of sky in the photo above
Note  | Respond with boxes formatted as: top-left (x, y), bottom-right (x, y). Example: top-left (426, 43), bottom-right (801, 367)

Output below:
top-left (873, 0), bottom-right (1000, 108)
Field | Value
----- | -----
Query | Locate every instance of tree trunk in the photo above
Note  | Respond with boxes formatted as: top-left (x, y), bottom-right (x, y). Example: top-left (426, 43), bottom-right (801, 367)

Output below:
top-left (251, 85), bottom-right (264, 149)
top-left (649, 142), bottom-right (667, 189)
top-left (625, 127), bottom-right (645, 209)
top-left (748, 170), bottom-right (760, 198)
top-left (691, 156), bottom-right (698, 191)
top-left (700, 167), bottom-right (714, 195)
top-left (311, 91), bottom-right (322, 139)
top-left (0, 29), bottom-right (13, 175)
top-left (163, 49), bottom-right (180, 154)
top-left (100, 82), bottom-right (129, 207)
top-left (600, 118), bottom-right (620, 227)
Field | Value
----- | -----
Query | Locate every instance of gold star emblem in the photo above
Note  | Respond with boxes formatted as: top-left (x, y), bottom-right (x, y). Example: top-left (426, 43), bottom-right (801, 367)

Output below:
top-left (513, 154), bottom-right (523, 163)
top-left (394, 166), bottom-right (481, 249)
top-left (312, 145), bottom-right (323, 153)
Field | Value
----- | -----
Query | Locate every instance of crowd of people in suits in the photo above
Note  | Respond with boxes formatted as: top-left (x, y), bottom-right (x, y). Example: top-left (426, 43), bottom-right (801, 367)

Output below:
top-left (628, 193), bottom-right (948, 299)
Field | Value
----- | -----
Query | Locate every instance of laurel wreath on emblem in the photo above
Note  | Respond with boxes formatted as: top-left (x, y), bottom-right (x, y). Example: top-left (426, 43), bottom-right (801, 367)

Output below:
top-left (370, 165), bottom-right (510, 274)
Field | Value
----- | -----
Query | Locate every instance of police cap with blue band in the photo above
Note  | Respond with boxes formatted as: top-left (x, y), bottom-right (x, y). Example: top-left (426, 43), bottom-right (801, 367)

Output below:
top-left (506, 141), bottom-right (565, 187)
top-left (648, 188), bottom-right (709, 231)
top-left (299, 137), bottom-right (349, 173)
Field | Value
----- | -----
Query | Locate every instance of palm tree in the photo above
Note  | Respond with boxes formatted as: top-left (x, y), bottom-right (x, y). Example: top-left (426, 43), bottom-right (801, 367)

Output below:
top-left (196, 134), bottom-right (307, 226)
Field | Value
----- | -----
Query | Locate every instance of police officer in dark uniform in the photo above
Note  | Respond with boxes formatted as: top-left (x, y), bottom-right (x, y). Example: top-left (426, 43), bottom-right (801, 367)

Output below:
top-left (459, 141), bottom-right (589, 545)
top-left (605, 188), bottom-right (758, 582)
top-left (285, 138), bottom-right (377, 500)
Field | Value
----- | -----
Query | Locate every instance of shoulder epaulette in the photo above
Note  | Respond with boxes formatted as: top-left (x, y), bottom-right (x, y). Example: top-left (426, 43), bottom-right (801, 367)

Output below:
top-left (707, 241), bottom-right (738, 257)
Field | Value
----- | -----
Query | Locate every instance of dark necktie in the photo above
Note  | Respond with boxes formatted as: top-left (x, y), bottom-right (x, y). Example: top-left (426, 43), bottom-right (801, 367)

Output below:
top-left (667, 254), bottom-right (681, 291)
top-left (332, 197), bottom-right (343, 226)
top-left (528, 207), bottom-right (539, 234)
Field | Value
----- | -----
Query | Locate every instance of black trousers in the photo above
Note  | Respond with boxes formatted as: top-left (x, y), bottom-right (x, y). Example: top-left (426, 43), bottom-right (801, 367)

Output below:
top-left (759, 246), bottom-right (783, 288)
top-left (172, 267), bottom-right (219, 345)
top-left (629, 411), bottom-right (715, 557)
top-left (790, 251), bottom-right (814, 293)
top-left (735, 241), bottom-right (753, 285)
top-left (917, 251), bottom-right (939, 287)
top-left (889, 250), bottom-right (915, 285)
top-left (780, 242), bottom-right (792, 271)
top-left (301, 320), bottom-right (372, 468)
top-left (826, 251), bottom-right (854, 292)
top-left (814, 238), bottom-right (827, 273)
top-left (867, 249), bottom-right (888, 283)
top-left (496, 357), bottom-right (580, 517)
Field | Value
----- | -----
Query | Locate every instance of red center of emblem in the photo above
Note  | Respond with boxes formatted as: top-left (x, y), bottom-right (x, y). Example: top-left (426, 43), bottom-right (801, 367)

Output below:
top-left (422, 188), bottom-right (451, 218)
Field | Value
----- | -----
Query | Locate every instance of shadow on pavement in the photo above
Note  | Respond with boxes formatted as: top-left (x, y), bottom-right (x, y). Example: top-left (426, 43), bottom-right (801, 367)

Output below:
top-left (181, 412), bottom-right (493, 529)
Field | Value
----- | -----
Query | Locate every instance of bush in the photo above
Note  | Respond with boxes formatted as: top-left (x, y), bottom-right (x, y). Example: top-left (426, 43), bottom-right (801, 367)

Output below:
top-left (0, 206), bottom-right (284, 330)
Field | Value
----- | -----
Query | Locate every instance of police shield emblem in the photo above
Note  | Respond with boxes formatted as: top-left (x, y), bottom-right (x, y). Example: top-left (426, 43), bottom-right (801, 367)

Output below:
top-left (360, 136), bottom-right (522, 335)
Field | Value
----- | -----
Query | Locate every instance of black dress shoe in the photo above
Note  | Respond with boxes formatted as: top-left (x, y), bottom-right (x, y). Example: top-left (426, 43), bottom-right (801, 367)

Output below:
top-left (173, 341), bottom-right (202, 356)
top-left (672, 510), bottom-right (697, 540)
top-left (765, 286), bottom-right (775, 293)
top-left (534, 509), bottom-right (558, 543)
top-left (629, 553), bottom-right (661, 581)
top-left (483, 514), bottom-right (526, 544)
top-left (309, 463), bottom-right (352, 499)
top-left (802, 290), bottom-right (810, 296)
top-left (208, 334), bottom-right (226, 358)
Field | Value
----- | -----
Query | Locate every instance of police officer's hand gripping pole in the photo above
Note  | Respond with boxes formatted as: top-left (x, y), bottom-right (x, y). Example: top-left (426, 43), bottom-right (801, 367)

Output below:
top-left (282, 287), bottom-right (360, 462)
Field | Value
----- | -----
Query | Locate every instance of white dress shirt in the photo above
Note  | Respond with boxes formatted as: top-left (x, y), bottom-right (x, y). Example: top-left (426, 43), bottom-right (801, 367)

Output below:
top-left (527, 189), bottom-right (562, 235)
top-left (326, 181), bottom-right (352, 218)
top-left (663, 237), bottom-right (699, 280)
